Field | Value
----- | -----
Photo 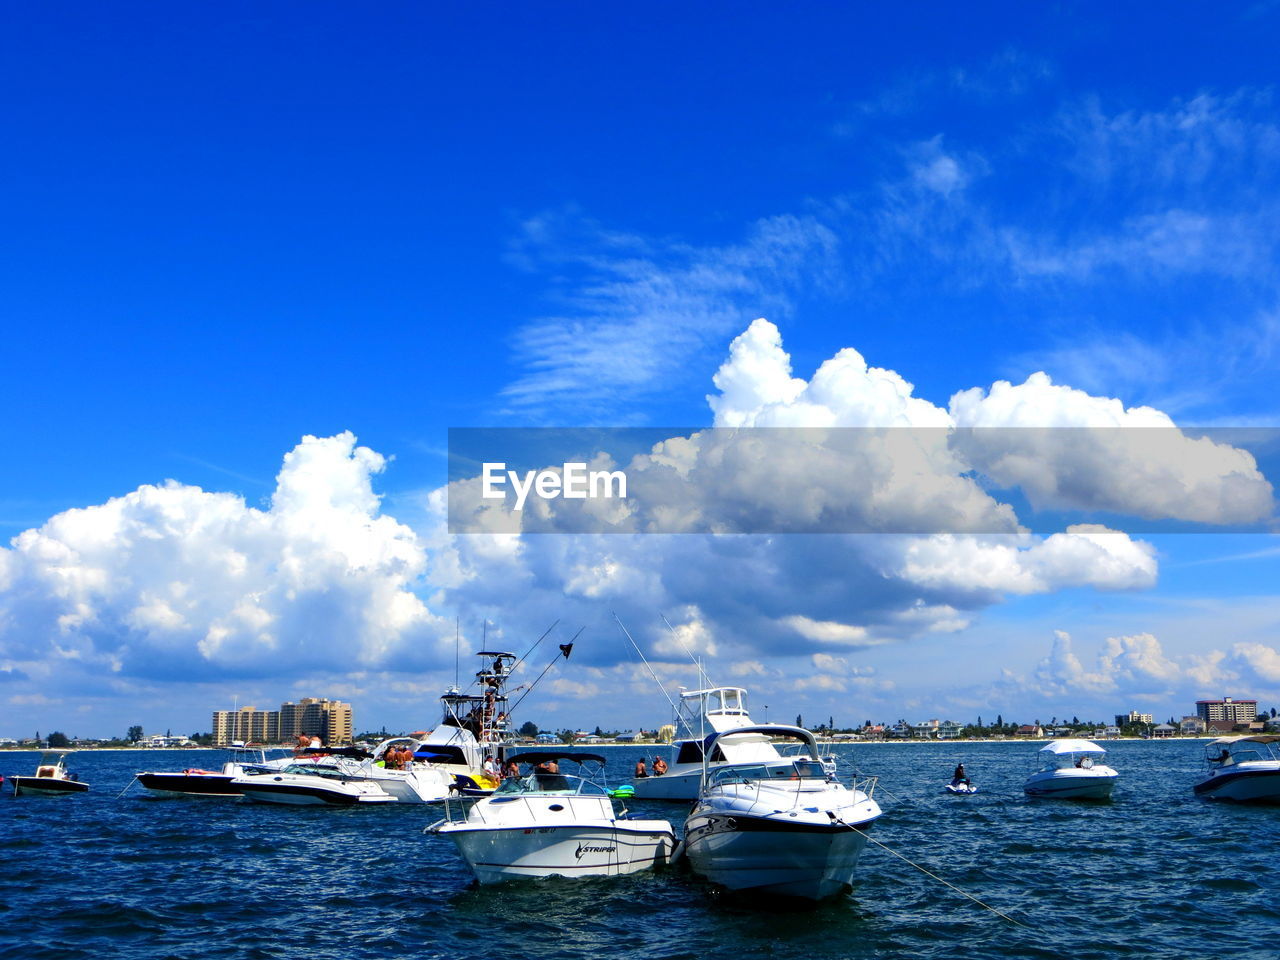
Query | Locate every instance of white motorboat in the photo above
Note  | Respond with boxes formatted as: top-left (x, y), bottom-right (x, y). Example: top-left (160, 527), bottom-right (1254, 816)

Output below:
top-left (11, 751), bottom-right (89, 796)
top-left (342, 737), bottom-right (458, 803)
top-left (1194, 735), bottom-right (1280, 804)
top-left (634, 686), bottom-right (828, 801)
top-left (1023, 739), bottom-right (1117, 800)
top-left (135, 744), bottom-right (284, 798)
top-left (431, 752), bottom-right (676, 885)
top-left (683, 725), bottom-right (881, 900)
top-left (232, 763), bottom-right (395, 805)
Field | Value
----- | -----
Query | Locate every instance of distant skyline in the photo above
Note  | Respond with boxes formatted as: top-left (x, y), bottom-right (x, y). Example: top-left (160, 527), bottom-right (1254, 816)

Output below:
top-left (3, 4), bottom-right (1280, 738)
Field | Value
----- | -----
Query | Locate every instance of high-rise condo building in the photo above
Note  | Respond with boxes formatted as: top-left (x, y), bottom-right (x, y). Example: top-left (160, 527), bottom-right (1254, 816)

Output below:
top-left (279, 697), bottom-right (354, 745)
top-left (211, 706), bottom-right (281, 746)
top-left (1195, 697), bottom-right (1258, 726)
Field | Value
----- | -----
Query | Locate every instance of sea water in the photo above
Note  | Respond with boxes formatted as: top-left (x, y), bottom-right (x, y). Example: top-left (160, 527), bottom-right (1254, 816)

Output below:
top-left (1, 740), bottom-right (1276, 960)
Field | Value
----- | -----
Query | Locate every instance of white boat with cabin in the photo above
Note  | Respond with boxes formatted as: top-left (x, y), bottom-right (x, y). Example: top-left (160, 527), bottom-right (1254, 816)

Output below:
top-left (431, 752), bottom-right (676, 885)
top-left (633, 686), bottom-right (808, 801)
top-left (1023, 739), bottom-right (1117, 800)
top-left (1194, 735), bottom-right (1280, 804)
top-left (683, 725), bottom-right (881, 900)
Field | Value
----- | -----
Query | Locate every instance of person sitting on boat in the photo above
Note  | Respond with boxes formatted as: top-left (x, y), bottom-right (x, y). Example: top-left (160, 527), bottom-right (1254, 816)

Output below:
top-left (652, 756), bottom-right (668, 776)
top-left (501, 758), bottom-right (521, 780)
top-left (951, 763), bottom-right (970, 786)
top-left (635, 758), bottom-right (648, 779)
top-left (482, 754), bottom-right (498, 778)
top-left (1211, 749), bottom-right (1233, 765)
top-left (536, 758), bottom-right (560, 774)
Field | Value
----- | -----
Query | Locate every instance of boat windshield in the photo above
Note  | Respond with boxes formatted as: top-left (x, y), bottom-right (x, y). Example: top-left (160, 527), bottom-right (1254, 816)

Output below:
top-left (709, 759), bottom-right (829, 786)
top-left (281, 764), bottom-right (347, 779)
top-left (494, 773), bottom-right (608, 796)
top-left (1209, 741), bottom-right (1280, 764)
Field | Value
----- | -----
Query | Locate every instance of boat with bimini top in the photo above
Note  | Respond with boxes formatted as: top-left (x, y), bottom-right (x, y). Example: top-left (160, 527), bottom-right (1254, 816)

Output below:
top-left (1194, 735), bottom-right (1280, 804)
top-left (1023, 739), bottom-right (1117, 800)
top-left (431, 751), bottom-right (676, 885)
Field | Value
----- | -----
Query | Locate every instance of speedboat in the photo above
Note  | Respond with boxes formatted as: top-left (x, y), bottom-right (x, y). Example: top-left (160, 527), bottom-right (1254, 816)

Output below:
top-left (135, 744), bottom-right (283, 798)
top-left (682, 725), bottom-right (881, 900)
top-left (1023, 739), bottom-right (1117, 800)
top-left (1194, 735), bottom-right (1280, 804)
top-left (634, 686), bottom-right (835, 801)
top-left (11, 751), bottom-right (89, 796)
top-left (232, 763), bottom-right (395, 805)
top-left (431, 751), bottom-right (676, 885)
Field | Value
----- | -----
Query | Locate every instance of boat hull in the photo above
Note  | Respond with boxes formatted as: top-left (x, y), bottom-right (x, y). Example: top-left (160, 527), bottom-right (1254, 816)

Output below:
top-left (1194, 767), bottom-right (1280, 804)
top-left (137, 772), bottom-right (242, 798)
top-left (12, 776), bottom-right (89, 796)
top-left (440, 823), bottom-right (675, 885)
top-left (1024, 769), bottom-right (1116, 800)
top-left (683, 813), bottom-right (871, 900)
top-left (629, 770), bottom-right (702, 801)
top-left (235, 776), bottom-right (393, 805)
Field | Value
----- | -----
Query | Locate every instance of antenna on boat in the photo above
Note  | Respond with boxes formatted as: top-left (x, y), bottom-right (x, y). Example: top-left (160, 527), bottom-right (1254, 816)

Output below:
top-left (614, 614), bottom-right (677, 712)
top-left (660, 613), bottom-right (711, 690)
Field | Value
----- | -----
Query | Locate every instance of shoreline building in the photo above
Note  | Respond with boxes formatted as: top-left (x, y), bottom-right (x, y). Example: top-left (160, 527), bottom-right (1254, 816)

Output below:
top-left (1115, 710), bottom-right (1153, 727)
top-left (1195, 697), bottom-right (1258, 727)
top-left (211, 706), bottom-right (281, 746)
top-left (279, 697), bottom-right (353, 746)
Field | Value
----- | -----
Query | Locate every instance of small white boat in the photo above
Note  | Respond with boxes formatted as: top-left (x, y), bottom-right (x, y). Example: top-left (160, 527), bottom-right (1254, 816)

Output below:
top-left (1023, 739), bottom-right (1117, 800)
top-left (431, 752), bottom-right (675, 885)
top-left (1194, 735), bottom-right (1280, 804)
top-left (11, 751), bottom-right (89, 796)
top-left (683, 725), bottom-right (881, 900)
top-left (232, 763), bottom-right (395, 805)
top-left (944, 781), bottom-right (978, 795)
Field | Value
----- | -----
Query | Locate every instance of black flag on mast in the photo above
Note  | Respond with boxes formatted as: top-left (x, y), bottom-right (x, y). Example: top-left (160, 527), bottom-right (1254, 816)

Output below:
top-left (559, 642), bottom-right (573, 659)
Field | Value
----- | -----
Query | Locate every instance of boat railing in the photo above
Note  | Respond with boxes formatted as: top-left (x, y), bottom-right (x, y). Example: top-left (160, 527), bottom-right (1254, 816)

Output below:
top-left (852, 774), bottom-right (878, 799)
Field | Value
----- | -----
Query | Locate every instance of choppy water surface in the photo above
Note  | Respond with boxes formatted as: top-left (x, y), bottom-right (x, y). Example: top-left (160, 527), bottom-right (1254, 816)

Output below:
top-left (2, 741), bottom-right (1277, 960)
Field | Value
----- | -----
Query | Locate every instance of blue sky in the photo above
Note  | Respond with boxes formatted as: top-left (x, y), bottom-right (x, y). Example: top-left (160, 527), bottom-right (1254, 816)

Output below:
top-left (2, 3), bottom-right (1280, 739)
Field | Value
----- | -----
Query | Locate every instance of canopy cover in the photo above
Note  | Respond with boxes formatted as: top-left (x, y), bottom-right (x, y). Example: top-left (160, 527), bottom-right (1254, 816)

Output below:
top-left (1039, 738), bottom-right (1107, 755)
top-left (1208, 734), bottom-right (1280, 747)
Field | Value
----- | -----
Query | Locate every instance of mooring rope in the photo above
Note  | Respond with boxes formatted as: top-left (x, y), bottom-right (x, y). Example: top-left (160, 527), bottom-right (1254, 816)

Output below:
top-left (115, 776), bottom-right (138, 799)
top-left (838, 820), bottom-right (1026, 928)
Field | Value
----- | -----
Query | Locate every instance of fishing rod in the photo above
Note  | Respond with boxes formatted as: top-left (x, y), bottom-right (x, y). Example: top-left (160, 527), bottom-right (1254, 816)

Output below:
top-left (660, 613), bottom-right (711, 690)
top-left (614, 614), bottom-right (678, 713)
top-left (507, 626), bottom-right (584, 715)
top-left (511, 619), bottom-right (561, 675)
